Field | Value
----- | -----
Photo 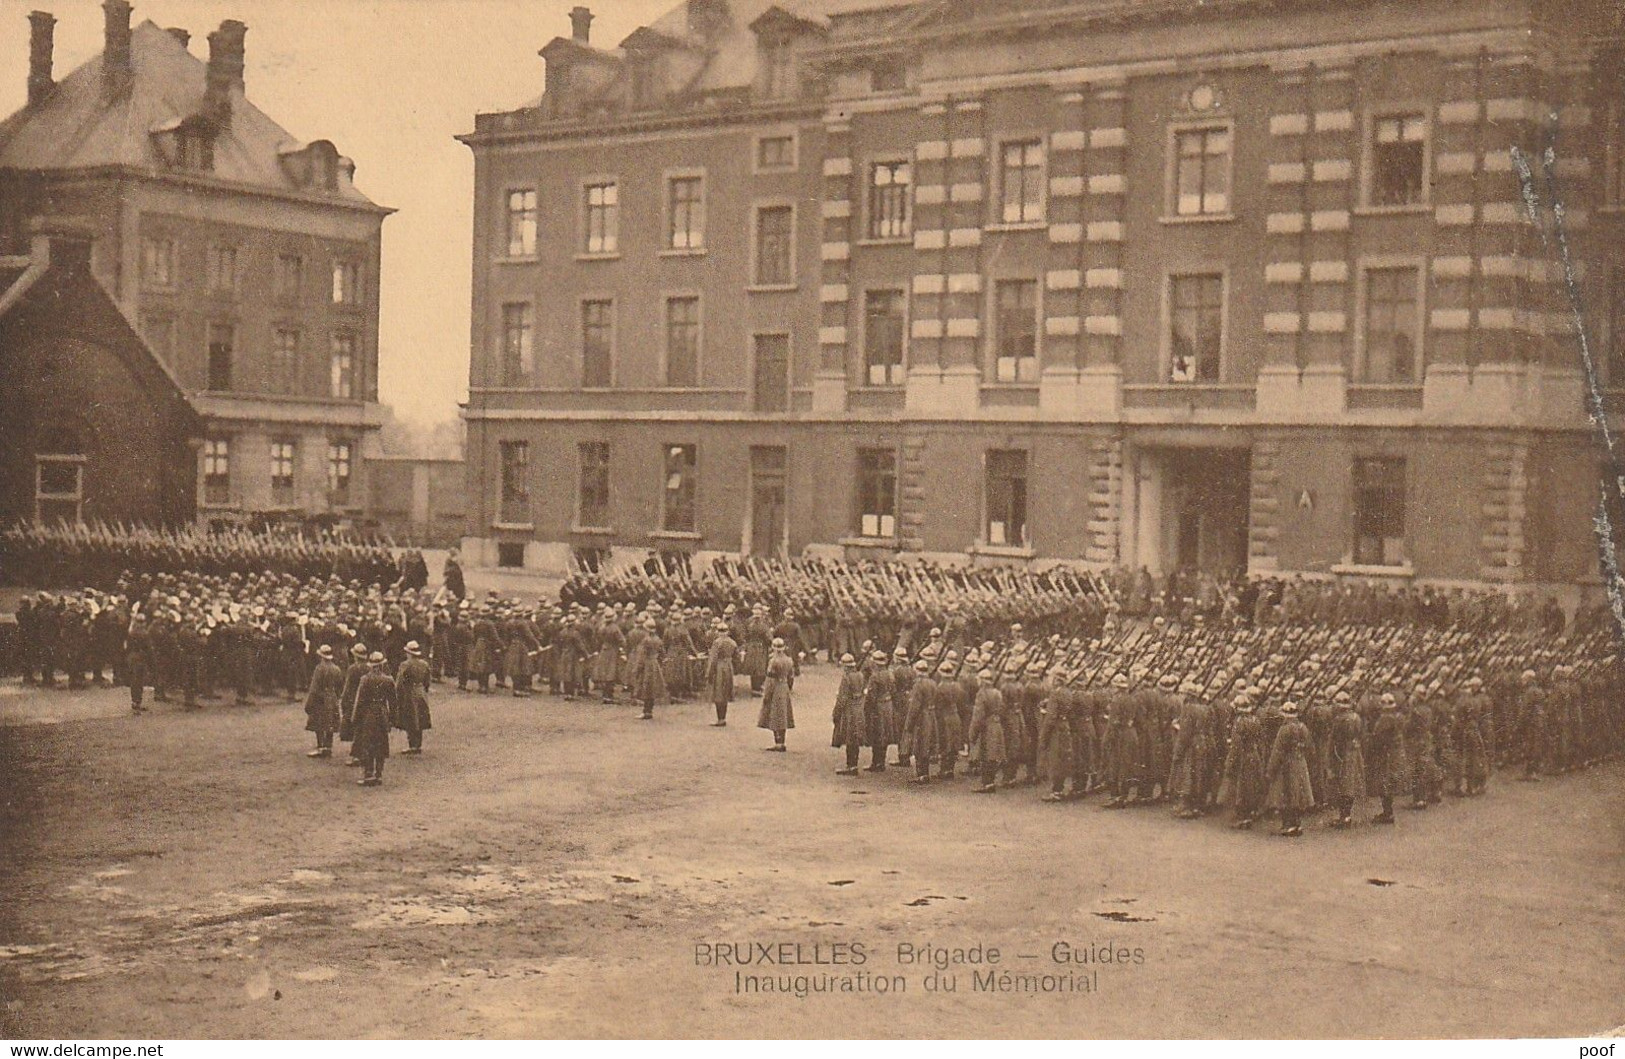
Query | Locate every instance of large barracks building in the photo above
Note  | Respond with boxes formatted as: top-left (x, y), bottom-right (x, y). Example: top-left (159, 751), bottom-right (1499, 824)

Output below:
top-left (459, 0), bottom-right (1624, 596)
top-left (0, 3), bottom-right (391, 524)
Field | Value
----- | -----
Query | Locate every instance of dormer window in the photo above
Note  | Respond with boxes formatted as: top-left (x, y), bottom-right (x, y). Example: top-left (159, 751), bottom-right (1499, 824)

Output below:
top-left (630, 55), bottom-right (660, 109)
top-left (762, 38), bottom-right (795, 100)
top-left (180, 128), bottom-right (214, 171)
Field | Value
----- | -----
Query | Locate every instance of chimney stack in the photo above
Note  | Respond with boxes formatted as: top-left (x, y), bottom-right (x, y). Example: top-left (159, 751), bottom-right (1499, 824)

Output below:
top-left (569, 6), bottom-right (593, 44)
top-left (166, 27), bottom-right (190, 48)
top-left (204, 20), bottom-right (247, 124)
top-left (27, 10), bottom-right (55, 108)
top-left (101, 0), bottom-right (133, 99)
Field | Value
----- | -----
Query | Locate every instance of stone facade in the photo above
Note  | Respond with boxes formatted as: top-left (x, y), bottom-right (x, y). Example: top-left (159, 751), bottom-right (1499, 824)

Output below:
top-left (460, 0), bottom-right (1625, 600)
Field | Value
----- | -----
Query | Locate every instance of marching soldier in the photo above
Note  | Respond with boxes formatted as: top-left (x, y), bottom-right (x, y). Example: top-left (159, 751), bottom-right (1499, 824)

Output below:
top-left (339, 642), bottom-right (370, 767)
top-left (1265, 701), bottom-right (1315, 837)
top-left (1368, 693), bottom-right (1410, 824)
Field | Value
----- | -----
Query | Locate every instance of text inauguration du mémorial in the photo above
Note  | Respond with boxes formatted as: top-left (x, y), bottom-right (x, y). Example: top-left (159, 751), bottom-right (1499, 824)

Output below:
top-left (695, 940), bottom-right (1147, 998)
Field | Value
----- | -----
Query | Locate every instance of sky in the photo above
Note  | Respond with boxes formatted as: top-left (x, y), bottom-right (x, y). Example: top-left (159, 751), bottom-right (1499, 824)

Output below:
top-left (0, 0), bottom-right (674, 426)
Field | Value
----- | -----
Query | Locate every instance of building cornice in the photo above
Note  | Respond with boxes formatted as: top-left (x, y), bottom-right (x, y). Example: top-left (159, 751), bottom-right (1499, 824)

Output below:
top-left (458, 99), bottom-right (824, 149)
top-left (0, 164), bottom-right (395, 218)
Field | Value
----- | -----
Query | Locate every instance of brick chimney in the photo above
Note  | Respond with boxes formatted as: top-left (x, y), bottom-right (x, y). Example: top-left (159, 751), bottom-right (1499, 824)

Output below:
top-left (204, 20), bottom-right (247, 125)
top-left (569, 6), bottom-right (593, 44)
top-left (101, 0), bottom-right (133, 99)
top-left (166, 27), bottom-right (190, 48)
top-left (27, 11), bottom-right (55, 108)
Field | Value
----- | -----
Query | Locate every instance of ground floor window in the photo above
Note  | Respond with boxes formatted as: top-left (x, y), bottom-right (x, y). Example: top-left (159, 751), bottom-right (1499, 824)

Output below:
top-left (1352, 456), bottom-right (1406, 566)
top-left (203, 438), bottom-right (231, 506)
top-left (270, 438), bottom-right (297, 505)
top-left (497, 541), bottom-right (526, 569)
top-left (328, 440), bottom-right (354, 506)
top-left (856, 448), bottom-right (897, 538)
top-left (499, 440), bottom-right (530, 525)
top-left (985, 449), bottom-right (1029, 547)
top-left (662, 443), bottom-right (697, 533)
top-left (35, 455), bottom-right (84, 524)
top-left (578, 442), bottom-right (610, 528)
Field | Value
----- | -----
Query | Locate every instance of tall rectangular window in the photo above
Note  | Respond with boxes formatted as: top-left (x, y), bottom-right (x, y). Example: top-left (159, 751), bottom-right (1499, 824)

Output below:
top-left (202, 437), bottom-right (231, 505)
top-left (35, 457), bottom-right (83, 524)
top-left (1173, 126), bottom-right (1231, 216)
top-left (499, 440), bottom-right (530, 524)
top-left (762, 40), bottom-right (795, 99)
top-left (582, 299), bottom-right (614, 387)
top-left (1361, 266), bottom-right (1421, 383)
top-left (753, 333), bottom-right (789, 413)
top-left (584, 182), bottom-right (619, 254)
top-left (506, 189), bottom-right (538, 257)
top-left (868, 160), bottom-right (911, 239)
top-left (754, 205), bottom-right (794, 286)
top-left (142, 237), bottom-right (176, 289)
top-left (207, 323), bottom-right (234, 391)
top-left (330, 333), bottom-right (356, 398)
top-left (275, 253), bottom-right (303, 301)
top-left (1168, 273), bottom-right (1223, 382)
top-left (665, 296), bottom-right (700, 387)
top-left (994, 279), bottom-right (1038, 383)
top-left (662, 444), bottom-right (697, 533)
top-left (856, 449), bottom-right (897, 538)
top-left (501, 303), bottom-right (534, 385)
top-left (578, 441), bottom-right (610, 528)
top-left (332, 260), bottom-right (360, 305)
top-left (207, 245), bottom-right (237, 293)
top-left (864, 289), bottom-right (905, 386)
top-left (1353, 457), bottom-right (1406, 566)
top-left (999, 140), bottom-right (1045, 224)
top-left (668, 176), bottom-right (705, 250)
top-left (986, 450), bottom-right (1028, 547)
top-left (1369, 113), bottom-right (1427, 207)
top-left (271, 328), bottom-right (301, 394)
top-left (328, 440), bottom-right (353, 503)
top-left (270, 439), bottom-right (297, 501)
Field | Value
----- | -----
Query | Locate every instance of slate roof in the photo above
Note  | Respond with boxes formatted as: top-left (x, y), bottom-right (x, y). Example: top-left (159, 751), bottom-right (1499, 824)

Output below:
top-left (0, 20), bottom-right (377, 207)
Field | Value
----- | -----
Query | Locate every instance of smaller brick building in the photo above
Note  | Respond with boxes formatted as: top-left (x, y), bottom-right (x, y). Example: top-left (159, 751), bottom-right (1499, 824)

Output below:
top-left (0, 233), bottom-right (202, 527)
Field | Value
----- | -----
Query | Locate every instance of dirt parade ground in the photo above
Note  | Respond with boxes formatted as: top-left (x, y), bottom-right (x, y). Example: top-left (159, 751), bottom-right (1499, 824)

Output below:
top-left (1, 664), bottom-right (1622, 1040)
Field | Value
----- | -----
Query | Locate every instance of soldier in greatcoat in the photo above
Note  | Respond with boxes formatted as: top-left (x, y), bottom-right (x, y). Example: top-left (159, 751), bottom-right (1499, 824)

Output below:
top-left (968, 669), bottom-right (1007, 794)
top-left (1367, 694), bottom-right (1410, 824)
top-left (303, 644), bottom-right (345, 758)
top-left (395, 641), bottom-right (433, 755)
top-left (339, 642), bottom-right (370, 767)
top-left (1266, 701), bottom-right (1315, 836)
top-left (628, 618), bottom-right (668, 721)
top-left (352, 652), bottom-right (396, 786)
top-left (831, 653), bottom-right (868, 775)
top-left (704, 620), bottom-right (738, 726)
top-left (901, 659), bottom-right (938, 784)
top-left (1167, 681), bottom-right (1215, 818)
top-left (1327, 690), bottom-right (1367, 828)
top-left (757, 638), bottom-right (796, 751)
top-left (1217, 693), bottom-right (1267, 828)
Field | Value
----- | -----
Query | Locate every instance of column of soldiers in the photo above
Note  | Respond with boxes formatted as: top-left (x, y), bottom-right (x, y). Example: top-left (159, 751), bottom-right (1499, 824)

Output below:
top-left (820, 608), bottom-right (1621, 838)
top-left (0, 521), bottom-right (399, 591)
